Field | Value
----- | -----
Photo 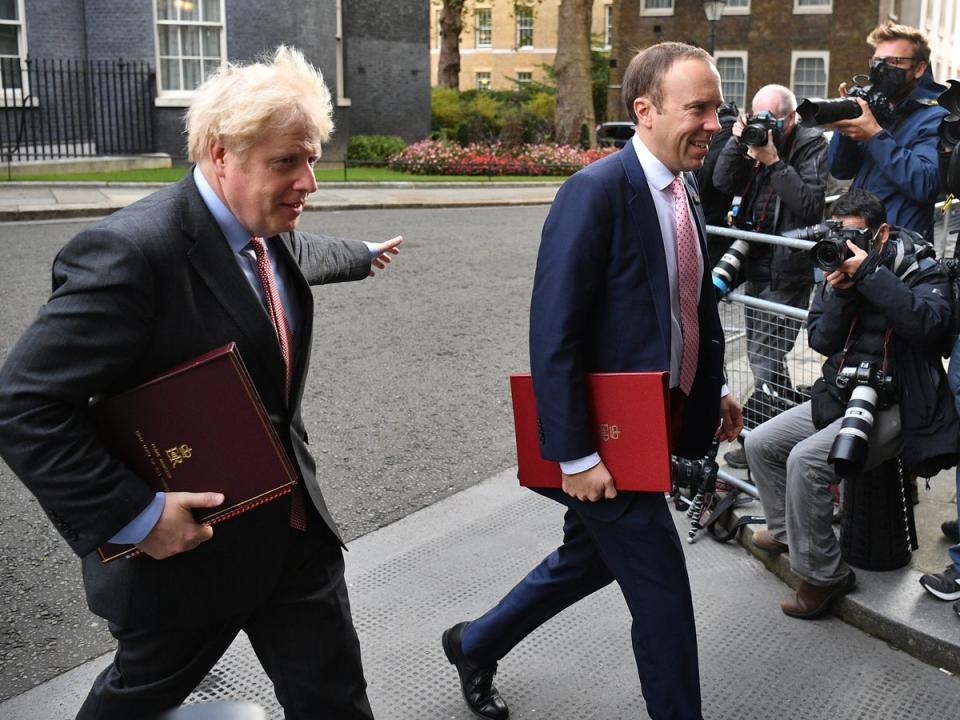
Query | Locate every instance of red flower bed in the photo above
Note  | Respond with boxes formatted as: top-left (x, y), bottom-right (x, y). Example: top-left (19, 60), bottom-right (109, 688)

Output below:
top-left (388, 141), bottom-right (617, 176)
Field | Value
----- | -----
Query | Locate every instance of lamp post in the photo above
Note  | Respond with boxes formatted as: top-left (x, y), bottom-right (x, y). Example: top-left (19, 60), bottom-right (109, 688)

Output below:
top-left (702, 1), bottom-right (727, 56)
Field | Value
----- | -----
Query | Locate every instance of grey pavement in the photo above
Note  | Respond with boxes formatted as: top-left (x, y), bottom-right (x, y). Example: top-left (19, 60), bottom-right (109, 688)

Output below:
top-left (1, 469), bottom-right (958, 719)
top-left (1, 180), bottom-right (959, 716)
top-left (0, 180), bottom-right (561, 221)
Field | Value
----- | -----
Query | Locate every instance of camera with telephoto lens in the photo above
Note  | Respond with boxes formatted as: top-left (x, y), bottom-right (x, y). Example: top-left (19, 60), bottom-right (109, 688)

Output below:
top-left (740, 110), bottom-right (784, 147)
top-left (784, 219), bottom-right (872, 273)
top-left (712, 239), bottom-right (750, 295)
top-left (797, 77), bottom-right (896, 127)
top-left (828, 361), bottom-right (896, 478)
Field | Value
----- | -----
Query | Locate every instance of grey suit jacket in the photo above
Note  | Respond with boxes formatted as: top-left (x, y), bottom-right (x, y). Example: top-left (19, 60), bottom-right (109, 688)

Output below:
top-left (0, 172), bottom-right (371, 627)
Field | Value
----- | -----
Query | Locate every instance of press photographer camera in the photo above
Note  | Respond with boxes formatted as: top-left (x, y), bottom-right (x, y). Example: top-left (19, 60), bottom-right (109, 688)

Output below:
top-left (797, 79), bottom-right (895, 127)
top-left (937, 78), bottom-right (960, 196)
top-left (741, 110), bottom-right (786, 147)
top-left (828, 360), bottom-right (897, 477)
top-left (741, 188), bottom-right (959, 619)
top-left (784, 219), bottom-right (875, 273)
top-left (826, 22), bottom-right (948, 243)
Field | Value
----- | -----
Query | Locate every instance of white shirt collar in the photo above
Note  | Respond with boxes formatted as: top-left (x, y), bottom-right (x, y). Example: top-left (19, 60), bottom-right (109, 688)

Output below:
top-left (630, 134), bottom-right (679, 192)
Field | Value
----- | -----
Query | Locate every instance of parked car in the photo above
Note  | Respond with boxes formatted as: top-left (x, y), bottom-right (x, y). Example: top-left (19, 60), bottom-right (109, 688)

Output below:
top-left (596, 121), bottom-right (636, 148)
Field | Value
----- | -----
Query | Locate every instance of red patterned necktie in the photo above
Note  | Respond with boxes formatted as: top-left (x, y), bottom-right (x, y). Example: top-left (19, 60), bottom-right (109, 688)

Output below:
top-left (670, 177), bottom-right (700, 396)
top-left (250, 236), bottom-right (306, 531)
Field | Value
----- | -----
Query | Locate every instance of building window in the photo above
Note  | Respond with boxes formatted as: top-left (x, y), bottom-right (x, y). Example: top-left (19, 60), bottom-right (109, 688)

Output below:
top-left (475, 71), bottom-right (491, 91)
top-left (794, 0), bottom-right (832, 13)
top-left (154, 0), bottom-right (226, 98)
top-left (604, 4), bottom-right (613, 48)
top-left (0, 0), bottom-right (26, 95)
top-left (725, 0), bottom-right (750, 14)
top-left (715, 52), bottom-right (747, 109)
top-left (791, 52), bottom-right (829, 99)
top-left (516, 71), bottom-right (532, 86)
top-left (436, 9), bottom-right (443, 49)
top-left (516, 7), bottom-right (534, 48)
top-left (475, 8), bottom-right (492, 48)
top-left (639, 0), bottom-right (674, 17)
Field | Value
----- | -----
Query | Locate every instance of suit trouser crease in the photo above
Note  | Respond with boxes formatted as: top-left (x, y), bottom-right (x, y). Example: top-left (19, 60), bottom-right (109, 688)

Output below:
top-left (77, 526), bottom-right (374, 720)
top-left (745, 400), bottom-right (902, 585)
top-left (462, 492), bottom-right (703, 720)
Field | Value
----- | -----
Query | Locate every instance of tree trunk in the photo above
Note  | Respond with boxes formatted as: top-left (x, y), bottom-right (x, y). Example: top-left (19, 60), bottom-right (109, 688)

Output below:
top-left (554, 0), bottom-right (595, 147)
top-left (438, 0), bottom-right (466, 89)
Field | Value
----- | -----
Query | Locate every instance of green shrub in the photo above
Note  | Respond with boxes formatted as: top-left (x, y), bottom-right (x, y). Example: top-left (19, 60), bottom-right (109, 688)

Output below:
top-left (431, 86), bottom-right (466, 131)
top-left (347, 135), bottom-right (407, 163)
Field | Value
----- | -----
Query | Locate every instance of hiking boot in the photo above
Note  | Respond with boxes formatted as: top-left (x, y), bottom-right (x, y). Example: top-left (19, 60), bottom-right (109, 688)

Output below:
top-left (942, 519), bottom-right (959, 544)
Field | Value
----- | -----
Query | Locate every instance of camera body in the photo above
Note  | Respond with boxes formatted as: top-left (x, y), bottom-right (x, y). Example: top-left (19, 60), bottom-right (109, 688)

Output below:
top-left (792, 219), bottom-right (873, 273)
top-left (829, 361), bottom-right (896, 478)
top-left (741, 110), bottom-right (783, 147)
top-left (797, 79), bottom-right (896, 127)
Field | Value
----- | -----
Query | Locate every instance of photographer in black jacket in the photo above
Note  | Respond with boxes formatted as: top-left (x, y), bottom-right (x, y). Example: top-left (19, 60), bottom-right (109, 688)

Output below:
top-left (745, 189), bottom-right (958, 620)
top-left (713, 84), bottom-right (829, 468)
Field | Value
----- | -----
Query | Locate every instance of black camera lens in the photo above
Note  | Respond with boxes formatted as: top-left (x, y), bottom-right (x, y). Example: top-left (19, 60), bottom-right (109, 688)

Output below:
top-left (741, 124), bottom-right (769, 147)
top-left (797, 97), bottom-right (863, 125)
top-left (811, 238), bottom-right (847, 273)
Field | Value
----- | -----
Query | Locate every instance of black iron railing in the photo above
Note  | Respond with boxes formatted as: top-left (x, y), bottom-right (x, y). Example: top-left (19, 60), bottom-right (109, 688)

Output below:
top-left (0, 57), bottom-right (155, 163)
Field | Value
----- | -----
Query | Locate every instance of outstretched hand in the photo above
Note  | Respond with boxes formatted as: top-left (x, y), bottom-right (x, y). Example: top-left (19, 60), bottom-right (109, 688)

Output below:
top-left (370, 235), bottom-right (403, 276)
top-left (136, 491), bottom-right (224, 560)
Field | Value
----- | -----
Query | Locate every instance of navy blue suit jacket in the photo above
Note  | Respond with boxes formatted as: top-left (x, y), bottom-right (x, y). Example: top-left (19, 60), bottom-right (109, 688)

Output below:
top-left (530, 145), bottom-right (725, 466)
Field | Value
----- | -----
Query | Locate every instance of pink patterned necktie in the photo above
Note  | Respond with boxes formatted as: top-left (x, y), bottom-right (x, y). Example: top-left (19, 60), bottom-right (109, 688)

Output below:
top-left (670, 177), bottom-right (700, 396)
top-left (250, 236), bottom-right (306, 531)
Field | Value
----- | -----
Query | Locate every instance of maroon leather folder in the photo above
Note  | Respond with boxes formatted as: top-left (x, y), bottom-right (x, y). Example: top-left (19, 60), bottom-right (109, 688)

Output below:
top-left (91, 343), bottom-right (297, 563)
top-left (510, 372), bottom-right (672, 492)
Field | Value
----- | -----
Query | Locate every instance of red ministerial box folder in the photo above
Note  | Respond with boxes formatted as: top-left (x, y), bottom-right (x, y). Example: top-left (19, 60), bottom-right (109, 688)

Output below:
top-left (510, 372), bottom-right (672, 492)
top-left (90, 343), bottom-right (298, 563)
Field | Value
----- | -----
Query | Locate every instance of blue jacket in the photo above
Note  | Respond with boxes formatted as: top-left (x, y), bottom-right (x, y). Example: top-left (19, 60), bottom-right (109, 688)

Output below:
top-left (828, 66), bottom-right (947, 240)
top-left (530, 147), bottom-right (725, 463)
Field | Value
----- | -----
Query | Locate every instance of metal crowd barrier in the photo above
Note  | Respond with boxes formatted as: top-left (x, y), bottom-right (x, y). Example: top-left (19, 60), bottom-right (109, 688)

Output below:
top-left (704, 200), bottom-right (956, 498)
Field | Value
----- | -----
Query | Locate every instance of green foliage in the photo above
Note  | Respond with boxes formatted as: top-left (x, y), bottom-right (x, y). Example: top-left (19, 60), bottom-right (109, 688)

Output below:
top-left (592, 50), bottom-right (610, 124)
top-left (431, 83), bottom-right (557, 146)
top-left (431, 86), bottom-right (466, 130)
top-left (347, 135), bottom-right (407, 163)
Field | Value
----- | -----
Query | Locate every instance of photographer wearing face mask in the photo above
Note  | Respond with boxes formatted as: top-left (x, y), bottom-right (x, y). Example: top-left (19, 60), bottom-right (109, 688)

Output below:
top-left (743, 189), bottom-right (958, 620)
top-left (713, 84), bottom-right (829, 467)
top-left (828, 22), bottom-right (948, 243)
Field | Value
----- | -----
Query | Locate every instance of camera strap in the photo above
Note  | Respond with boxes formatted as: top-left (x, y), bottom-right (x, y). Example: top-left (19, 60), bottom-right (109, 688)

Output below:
top-left (838, 317), bottom-right (893, 375)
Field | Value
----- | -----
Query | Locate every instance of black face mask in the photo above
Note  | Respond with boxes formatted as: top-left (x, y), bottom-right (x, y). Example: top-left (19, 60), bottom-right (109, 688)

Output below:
top-left (868, 61), bottom-right (913, 103)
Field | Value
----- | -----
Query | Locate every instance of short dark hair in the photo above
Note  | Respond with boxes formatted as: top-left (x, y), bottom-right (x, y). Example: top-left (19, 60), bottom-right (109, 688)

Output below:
top-left (830, 189), bottom-right (887, 233)
top-left (622, 42), bottom-right (714, 123)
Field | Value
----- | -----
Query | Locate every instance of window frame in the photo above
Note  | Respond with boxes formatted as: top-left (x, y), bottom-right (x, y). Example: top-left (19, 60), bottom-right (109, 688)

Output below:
top-left (475, 7), bottom-right (492, 48)
top-left (715, 51), bottom-right (748, 109)
top-left (475, 70), bottom-right (492, 91)
top-left (516, 6), bottom-right (534, 49)
top-left (604, 4), bottom-right (613, 48)
top-left (153, 0), bottom-right (228, 107)
top-left (639, 0), bottom-right (674, 17)
top-left (790, 50), bottom-right (830, 100)
top-left (724, 0), bottom-right (751, 15)
top-left (516, 70), bottom-right (533, 86)
top-left (793, 0), bottom-right (832, 15)
top-left (0, 0), bottom-right (29, 105)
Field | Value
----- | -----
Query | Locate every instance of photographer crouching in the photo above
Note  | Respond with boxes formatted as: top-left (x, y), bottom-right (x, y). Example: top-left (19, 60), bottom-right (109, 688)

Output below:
top-left (826, 22), bottom-right (947, 242)
top-left (744, 189), bottom-right (959, 620)
top-left (713, 84), bottom-right (828, 468)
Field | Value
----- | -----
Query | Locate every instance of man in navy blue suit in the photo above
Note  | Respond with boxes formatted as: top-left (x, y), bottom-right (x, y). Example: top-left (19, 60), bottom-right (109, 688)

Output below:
top-left (442, 43), bottom-right (742, 720)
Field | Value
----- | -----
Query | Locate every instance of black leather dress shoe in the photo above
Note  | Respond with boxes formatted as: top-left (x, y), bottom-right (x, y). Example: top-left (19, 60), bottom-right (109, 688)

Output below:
top-left (442, 622), bottom-right (509, 720)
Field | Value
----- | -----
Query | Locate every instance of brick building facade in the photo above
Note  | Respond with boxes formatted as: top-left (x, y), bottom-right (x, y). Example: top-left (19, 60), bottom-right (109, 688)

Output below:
top-left (430, 0), bottom-right (614, 91)
top-left (609, 1), bottom-right (899, 120)
top-left (1, 0), bottom-right (429, 161)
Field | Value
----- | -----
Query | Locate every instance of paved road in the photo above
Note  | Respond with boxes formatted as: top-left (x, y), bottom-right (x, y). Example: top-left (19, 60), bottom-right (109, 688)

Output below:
top-left (0, 205), bottom-right (545, 701)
